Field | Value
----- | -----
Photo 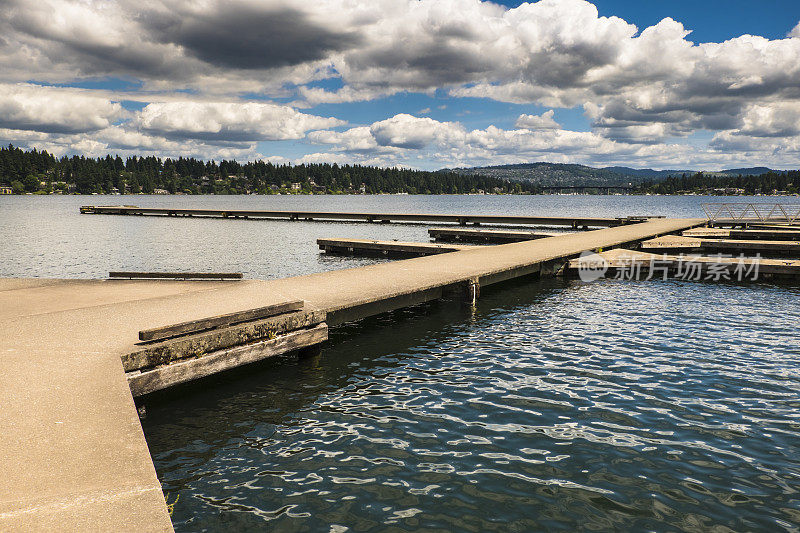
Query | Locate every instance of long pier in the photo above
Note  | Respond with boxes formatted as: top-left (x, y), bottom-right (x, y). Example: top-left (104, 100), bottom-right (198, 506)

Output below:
top-left (0, 215), bottom-right (708, 531)
top-left (80, 205), bottom-right (653, 228)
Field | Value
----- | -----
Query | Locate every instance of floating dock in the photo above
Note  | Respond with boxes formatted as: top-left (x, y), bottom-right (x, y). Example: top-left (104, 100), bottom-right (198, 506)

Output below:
top-left (428, 227), bottom-right (561, 243)
top-left (80, 205), bottom-right (654, 228)
top-left (641, 235), bottom-right (800, 255)
top-left (318, 238), bottom-right (474, 257)
top-left (0, 214), bottom-right (723, 531)
top-left (683, 227), bottom-right (800, 240)
top-left (570, 248), bottom-right (800, 279)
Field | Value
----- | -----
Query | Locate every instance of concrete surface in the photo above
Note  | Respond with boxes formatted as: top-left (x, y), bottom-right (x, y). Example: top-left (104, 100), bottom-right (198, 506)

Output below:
top-left (81, 205), bottom-right (630, 227)
top-left (318, 238), bottom-right (475, 257)
top-left (570, 248), bottom-right (800, 277)
top-left (642, 235), bottom-right (800, 253)
top-left (428, 227), bottom-right (561, 243)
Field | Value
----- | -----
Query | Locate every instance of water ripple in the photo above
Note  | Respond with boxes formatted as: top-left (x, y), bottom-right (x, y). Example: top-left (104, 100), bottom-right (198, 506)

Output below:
top-left (138, 277), bottom-right (800, 532)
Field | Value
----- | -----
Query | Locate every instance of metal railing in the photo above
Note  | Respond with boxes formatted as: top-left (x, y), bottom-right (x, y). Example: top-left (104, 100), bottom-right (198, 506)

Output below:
top-left (702, 203), bottom-right (800, 223)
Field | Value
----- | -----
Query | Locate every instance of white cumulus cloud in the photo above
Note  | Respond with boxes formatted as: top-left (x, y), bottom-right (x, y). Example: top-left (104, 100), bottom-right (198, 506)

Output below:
top-left (514, 110), bottom-right (560, 130)
top-left (0, 83), bottom-right (126, 134)
top-left (1, 0), bottom-right (799, 167)
top-left (136, 101), bottom-right (345, 141)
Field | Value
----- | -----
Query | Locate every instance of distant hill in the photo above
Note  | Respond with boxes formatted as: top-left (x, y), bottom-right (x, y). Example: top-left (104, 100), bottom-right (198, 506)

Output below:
top-left (714, 167), bottom-right (777, 177)
top-left (600, 167), bottom-right (693, 180)
top-left (450, 163), bottom-right (639, 187)
top-left (450, 162), bottom-right (783, 187)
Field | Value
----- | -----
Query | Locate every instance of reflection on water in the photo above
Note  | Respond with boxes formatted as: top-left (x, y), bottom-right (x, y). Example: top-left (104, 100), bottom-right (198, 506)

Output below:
top-left (142, 279), bottom-right (800, 532)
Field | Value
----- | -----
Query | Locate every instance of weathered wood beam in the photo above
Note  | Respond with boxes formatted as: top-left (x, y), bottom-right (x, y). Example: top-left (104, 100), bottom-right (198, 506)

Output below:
top-left (127, 323), bottom-right (328, 397)
top-left (109, 271), bottom-right (243, 280)
top-left (138, 300), bottom-right (304, 341)
top-left (123, 309), bottom-right (326, 371)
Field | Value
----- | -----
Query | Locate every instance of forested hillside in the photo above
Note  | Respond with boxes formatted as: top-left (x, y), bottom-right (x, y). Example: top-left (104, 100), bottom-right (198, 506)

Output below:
top-left (636, 171), bottom-right (799, 195)
top-left (0, 145), bottom-right (532, 195)
top-left (454, 162), bottom-right (790, 187)
top-left (453, 162), bottom-right (635, 186)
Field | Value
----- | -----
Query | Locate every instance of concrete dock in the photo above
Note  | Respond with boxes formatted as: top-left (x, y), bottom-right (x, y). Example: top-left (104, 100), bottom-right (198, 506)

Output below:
top-left (641, 235), bottom-right (800, 255)
top-left (0, 216), bottom-right (707, 531)
top-left (80, 205), bottom-right (652, 228)
top-left (428, 227), bottom-right (562, 243)
top-left (570, 248), bottom-right (800, 278)
top-left (318, 238), bottom-right (475, 257)
top-left (683, 227), bottom-right (800, 240)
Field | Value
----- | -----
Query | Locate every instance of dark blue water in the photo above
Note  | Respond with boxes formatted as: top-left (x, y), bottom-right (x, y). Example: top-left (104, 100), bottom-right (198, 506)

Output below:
top-left (140, 279), bottom-right (800, 532)
top-left (2, 195), bottom-right (799, 531)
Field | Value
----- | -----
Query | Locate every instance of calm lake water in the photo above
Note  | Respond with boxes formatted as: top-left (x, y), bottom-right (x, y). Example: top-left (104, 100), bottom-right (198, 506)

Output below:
top-left (2, 194), bottom-right (799, 531)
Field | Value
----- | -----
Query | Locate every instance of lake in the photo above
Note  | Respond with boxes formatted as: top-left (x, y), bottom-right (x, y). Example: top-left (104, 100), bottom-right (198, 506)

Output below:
top-left (2, 194), bottom-right (798, 531)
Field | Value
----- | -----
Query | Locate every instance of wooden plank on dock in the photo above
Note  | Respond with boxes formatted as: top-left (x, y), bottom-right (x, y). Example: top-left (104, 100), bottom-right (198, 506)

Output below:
top-left (429, 227), bottom-right (561, 243)
top-left (124, 309), bottom-right (326, 372)
top-left (81, 205), bottom-right (640, 228)
top-left (139, 300), bottom-right (304, 341)
top-left (110, 271), bottom-right (243, 280)
top-left (128, 323), bottom-right (328, 397)
top-left (318, 238), bottom-right (474, 257)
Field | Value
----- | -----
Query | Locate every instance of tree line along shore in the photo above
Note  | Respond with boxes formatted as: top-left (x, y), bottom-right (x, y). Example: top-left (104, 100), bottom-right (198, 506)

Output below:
top-left (0, 144), bottom-right (796, 196)
top-left (0, 145), bottom-right (529, 196)
top-left (635, 171), bottom-right (799, 196)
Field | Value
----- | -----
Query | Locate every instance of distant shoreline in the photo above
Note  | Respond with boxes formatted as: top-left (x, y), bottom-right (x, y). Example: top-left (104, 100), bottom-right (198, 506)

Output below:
top-left (4, 191), bottom-right (799, 198)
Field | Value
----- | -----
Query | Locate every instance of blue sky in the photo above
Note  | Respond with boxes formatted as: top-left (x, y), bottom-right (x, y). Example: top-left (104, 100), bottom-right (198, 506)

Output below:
top-left (500, 0), bottom-right (800, 42)
top-left (1, 0), bottom-right (799, 170)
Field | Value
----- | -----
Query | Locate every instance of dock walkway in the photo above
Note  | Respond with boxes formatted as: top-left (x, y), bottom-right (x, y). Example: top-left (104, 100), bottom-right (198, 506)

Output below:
top-left (429, 227), bottom-right (562, 243)
top-left (569, 248), bottom-right (800, 278)
top-left (318, 238), bottom-right (475, 257)
top-left (641, 235), bottom-right (800, 255)
top-left (1, 217), bottom-right (703, 531)
top-left (80, 205), bottom-right (650, 228)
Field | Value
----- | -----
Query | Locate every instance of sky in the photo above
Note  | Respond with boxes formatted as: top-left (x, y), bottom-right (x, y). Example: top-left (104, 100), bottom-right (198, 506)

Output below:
top-left (1, 0), bottom-right (800, 170)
